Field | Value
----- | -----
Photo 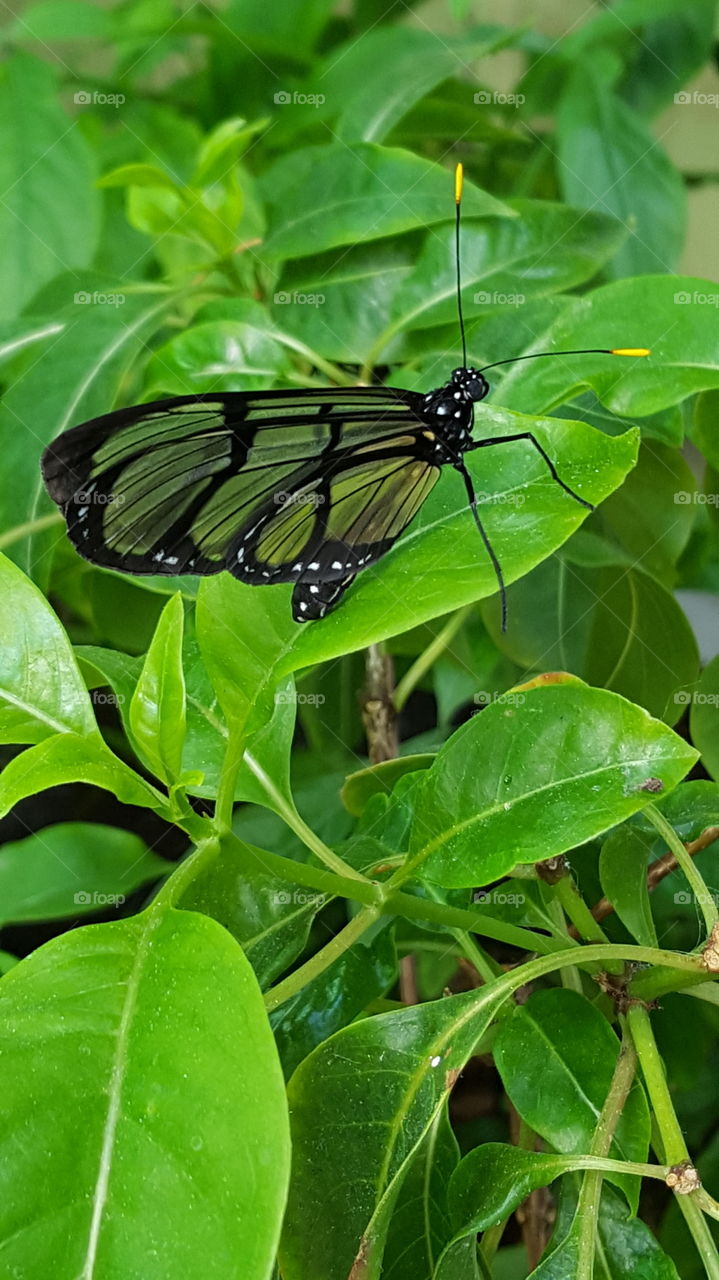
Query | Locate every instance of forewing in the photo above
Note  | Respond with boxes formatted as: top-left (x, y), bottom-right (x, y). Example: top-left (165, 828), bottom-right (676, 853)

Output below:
top-left (40, 388), bottom-right (426, 575)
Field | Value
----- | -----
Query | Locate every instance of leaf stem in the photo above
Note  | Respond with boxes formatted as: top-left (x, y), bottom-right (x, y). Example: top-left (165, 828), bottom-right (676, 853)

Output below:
top-left (0, 512), bottom-right (64, 550)
top-left (643, 803), bottom-right (718, 935)
top-left (575, 1032), bottom-right (638, 1278)
top-left (628, 1002), bottom-right (719, 1279)
top-left (554, 874), bottom-right (610, 944)
top-left (150, 833), bottom-right (220, 913)
top-left (214, 729), bottom-right (245, 834)
top-left (264, 903), bottom-right (381, 1010)
top-left (242, 750), bottom-right (370, 881)
top-left (394, 605), bottom-right (473, 712)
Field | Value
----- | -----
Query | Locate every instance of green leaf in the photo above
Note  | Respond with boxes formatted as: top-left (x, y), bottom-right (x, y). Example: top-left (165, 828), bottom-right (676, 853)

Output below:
top-left (541, 1182), bottom-right (680, 1280)
top-left (0, 291), bottom-right (172, 584)
top-left (224, 0), bottom-right (332, 56)
top-left (620, 1), bottom-right (716, 116)
top-left (494, 276), bottom-right (719, 420)
top-left (259, 143), bottom-right (512, 259)
top-left (408, 683), bottom-right (698, 888)
top-left (193, 117), bottom-right (268, 186)
top-left (0, 317), bottom-right (65, 367)
top-left (592, 442), bottom-right (697, 578)
top-left (381, 201), bottom-right (626, 342)
top-left (489, 557), bottom-right (699, 724)
top-left (129, 593), bottom-right (187, 786)
top-left (270, 918), bottom-right (396, 1078)
top-left (447, 1144), bottom-right (583, 1236)
top-left (324, 26), bottom-right (517, 144)
top-left (0, 823), bottom-right (168, 924)
top-left (0, 909), bottom-right (290, 1277)
top-left (78, 639), bottom-right (295, 804)
top-left (556, 63), bottom-right (685, 276)
top-left (599, 827), bottom-right (658, 946)
top-left (195, 577), bottom-right (295, 741)
top-left (341, 755), bottom-right (436, 817)
top-left (494, 989), bottom-right (650, 1208)
top-left (0, 734), bottom-right (168, 819)
top-left (178, 836), bottom-right (320, 989)
top-left (280, 984), bottom-right (511, 1280)
top-left (690, 654), bottom-right (719, 781)
top-left (10, 0), bottom-right (112, 39)
top-left (98, 162), bottom-right (181, 190)
top-left (273, 237), bottom-right (416, 365)
top-left (145, 312), bottom-right (291, 396)
top-left (280, 410), bottom-right (639, 667)
top-left (383, 1108), bottom-right (469, 1280)
top-left (0, 554), bottom-right (96, 743)
top-left (0, 55), bottom-right (100, 321)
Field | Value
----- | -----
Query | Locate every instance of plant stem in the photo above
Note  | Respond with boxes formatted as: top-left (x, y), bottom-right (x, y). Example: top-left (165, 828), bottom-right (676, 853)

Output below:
top-left (214, 729), bottom-right (245, 834)
top-left (264, 903), bottom-right (381, 1010)
top-left (150, 834), bottom-right (221, 913)
top-left (0, 512), bottom-right (64, 550)
top-left (394, 606), bottom-right (473, 711)
top-left (626, 1003), bottom-right (719, 1276)
top-left (628, 1004), bottom-right (687, 1164)
top-left (644, 803), bottom-right (718, 934)
top-left (222, 831), bottom-right (383, 904)
top-left (575, 1032), bottom-right (638, 1278)
top-left (242, 750), bottom-right (370, 881)
top-left (273, 331), bottom-right (356, 386)
top-left (554, 874), bottom-right (610, 944)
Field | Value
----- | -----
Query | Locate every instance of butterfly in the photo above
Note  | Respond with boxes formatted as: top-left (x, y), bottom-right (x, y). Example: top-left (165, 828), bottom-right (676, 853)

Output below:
top-left (41, 165), bottom-right (648, 626)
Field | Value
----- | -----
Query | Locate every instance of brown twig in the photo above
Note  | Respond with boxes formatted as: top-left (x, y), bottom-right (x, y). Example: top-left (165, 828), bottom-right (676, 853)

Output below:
top-left (361, 642), bottom-right (398, 764)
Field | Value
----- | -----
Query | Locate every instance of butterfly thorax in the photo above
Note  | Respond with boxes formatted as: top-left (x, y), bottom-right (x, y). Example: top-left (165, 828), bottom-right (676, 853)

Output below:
top-left (420, 366), bottom-right (489, 461)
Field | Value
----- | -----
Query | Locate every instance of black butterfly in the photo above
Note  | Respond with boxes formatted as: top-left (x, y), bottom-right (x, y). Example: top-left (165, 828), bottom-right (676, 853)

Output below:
top-left (41, 166), bottom-right (647, 626)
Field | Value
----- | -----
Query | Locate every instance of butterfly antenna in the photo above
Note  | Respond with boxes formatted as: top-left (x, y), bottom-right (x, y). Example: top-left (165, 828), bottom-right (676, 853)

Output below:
top-left (477, 348), bottom-right (651, 373)
top-left (454, 163), bottom-right (468, 370)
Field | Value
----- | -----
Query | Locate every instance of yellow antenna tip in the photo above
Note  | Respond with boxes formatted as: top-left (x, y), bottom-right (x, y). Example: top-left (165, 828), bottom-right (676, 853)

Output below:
top-left (611, 348), bottom-right (651, 357)
top-left (455, 162), bottom-right (463, 205)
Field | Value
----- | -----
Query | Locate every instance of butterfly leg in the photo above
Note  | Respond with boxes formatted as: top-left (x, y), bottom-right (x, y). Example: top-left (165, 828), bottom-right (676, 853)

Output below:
top-left (455, 461), bottom-right (508, 632)
top-left (292, 573), bottom-right (358, 623)
top-left (467, 432), bottom-right (594, 510)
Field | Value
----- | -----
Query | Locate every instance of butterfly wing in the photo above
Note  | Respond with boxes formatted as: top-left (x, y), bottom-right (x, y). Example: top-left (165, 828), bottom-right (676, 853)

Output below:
top-left (41, 387), bottom-right (429, 578)
top-left (227, 440), bottom-right (440, 619)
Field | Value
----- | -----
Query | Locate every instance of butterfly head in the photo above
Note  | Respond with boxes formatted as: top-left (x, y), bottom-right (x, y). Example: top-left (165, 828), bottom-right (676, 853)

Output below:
top-left (451, 367), bottom-right (489, 402)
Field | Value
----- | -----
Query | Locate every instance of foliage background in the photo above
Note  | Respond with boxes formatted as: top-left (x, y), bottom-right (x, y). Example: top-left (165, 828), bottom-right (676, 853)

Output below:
top-left (1, 1), bottom-right (719, 1278)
